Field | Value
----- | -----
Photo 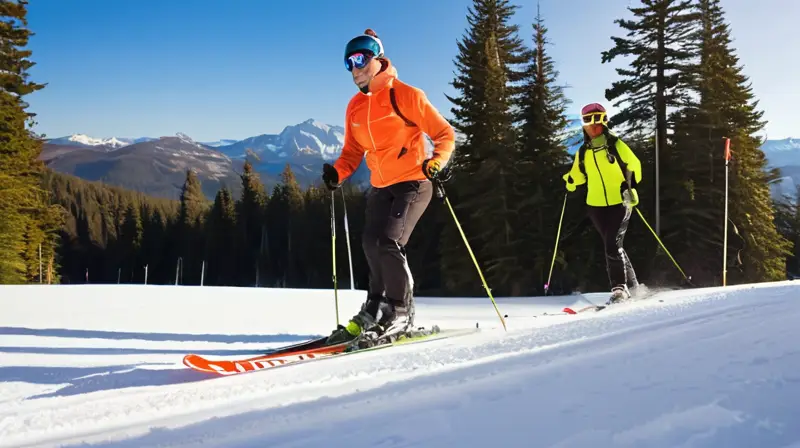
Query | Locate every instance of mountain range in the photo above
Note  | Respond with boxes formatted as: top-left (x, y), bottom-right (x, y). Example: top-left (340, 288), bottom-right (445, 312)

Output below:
top-left (40, 119), bottom-right (372, 200)
top-left (40, 118), bottom-right (800, 203)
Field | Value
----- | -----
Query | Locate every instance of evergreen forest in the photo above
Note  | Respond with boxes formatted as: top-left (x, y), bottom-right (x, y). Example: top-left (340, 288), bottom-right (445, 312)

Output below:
top-left (2, 0), bottom-right (797, 297)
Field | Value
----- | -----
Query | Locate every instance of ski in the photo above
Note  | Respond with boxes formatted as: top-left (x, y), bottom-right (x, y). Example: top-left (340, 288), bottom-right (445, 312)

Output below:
top-left (182, 325), bottom-right (479, 376)
top-left (182, 341), bottom-right (348, 375)
top-left (562, 286), bottom-right (665, 314)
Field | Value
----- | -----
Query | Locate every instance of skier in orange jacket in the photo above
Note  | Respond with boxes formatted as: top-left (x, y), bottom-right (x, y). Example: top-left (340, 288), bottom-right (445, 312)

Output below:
top-left (322, 29), bottom-right (456, 344)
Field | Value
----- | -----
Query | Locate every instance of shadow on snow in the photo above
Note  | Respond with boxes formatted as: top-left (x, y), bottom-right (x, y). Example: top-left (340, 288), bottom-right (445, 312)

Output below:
top-left (0, 326), bottom-right (321, 344)
top-left (0, 346), bottom-right (278, 356)
top-left (0, 364), bottom-right (210, 399)
top-left (0, 327), bottom-right (324, 400)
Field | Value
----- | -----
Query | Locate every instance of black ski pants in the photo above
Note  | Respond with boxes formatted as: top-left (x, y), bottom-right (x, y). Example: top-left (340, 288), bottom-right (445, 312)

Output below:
top-left (362, 179), bottom-right (433, 314)
top-left (586, 204), bottom-right (637, 289)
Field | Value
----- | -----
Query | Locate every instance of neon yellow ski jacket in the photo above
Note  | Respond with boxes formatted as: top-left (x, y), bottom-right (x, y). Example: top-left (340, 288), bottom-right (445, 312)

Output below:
top-left (563, 132), bottom-right (642, 207)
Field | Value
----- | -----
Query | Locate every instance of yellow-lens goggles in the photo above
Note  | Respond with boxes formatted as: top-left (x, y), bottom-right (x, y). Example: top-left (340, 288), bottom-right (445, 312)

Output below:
top-left (581, 112), bottom-right (608, 125)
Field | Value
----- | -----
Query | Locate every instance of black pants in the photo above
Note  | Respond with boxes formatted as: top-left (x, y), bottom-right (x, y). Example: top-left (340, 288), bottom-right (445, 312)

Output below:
top-left (361, 180), bottom-right (433, 315)
top-left (586, 204), bottom-right (637, 289)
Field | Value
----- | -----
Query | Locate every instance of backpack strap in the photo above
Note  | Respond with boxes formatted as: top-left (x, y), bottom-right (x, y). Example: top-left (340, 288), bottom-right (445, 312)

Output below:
top-left (603, 128), bottom-right (625, 172)
top-left (390, 87), bottom-right (417, 127)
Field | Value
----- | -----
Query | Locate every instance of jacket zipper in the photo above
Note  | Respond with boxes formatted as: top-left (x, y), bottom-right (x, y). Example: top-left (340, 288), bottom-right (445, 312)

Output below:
top-left (591, 148), bottom-right (610, 206)
top-left (365, 93), bottom-right (384, 183)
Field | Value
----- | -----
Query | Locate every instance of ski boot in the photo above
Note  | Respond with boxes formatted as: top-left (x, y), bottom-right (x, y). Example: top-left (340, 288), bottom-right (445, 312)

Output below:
top-left (377, 304), bottom-right (413, 342)
top-left (343, 298), bottom-right (416, 350)
top-left (325, 293), bottom-right (392, 346)
top-left (606, 284), bottom-right (631, 305)
top-left (325, 309), bottom-right (380, 346)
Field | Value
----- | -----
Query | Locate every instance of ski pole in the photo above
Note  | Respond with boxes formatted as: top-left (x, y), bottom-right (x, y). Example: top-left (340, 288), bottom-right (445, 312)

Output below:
top-left (635, 207), bottom-right (691, 284)
top-left (330, 191), bottom-right (339, 326)
top-left (341, 188), bottom-right (355, 290)
top-left (433, 178), bottom-right (507, 331)
top-left (544, 193), bottom-right (568, 295)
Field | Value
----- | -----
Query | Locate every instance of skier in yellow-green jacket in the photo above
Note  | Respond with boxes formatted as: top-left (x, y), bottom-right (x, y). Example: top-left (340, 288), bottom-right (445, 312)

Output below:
top-left (563, 102), bottom-right (642, 303)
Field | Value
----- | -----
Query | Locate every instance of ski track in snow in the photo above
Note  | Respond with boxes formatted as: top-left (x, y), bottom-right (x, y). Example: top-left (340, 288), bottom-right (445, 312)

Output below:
top-left (0, 282), bottom-right (799, 447)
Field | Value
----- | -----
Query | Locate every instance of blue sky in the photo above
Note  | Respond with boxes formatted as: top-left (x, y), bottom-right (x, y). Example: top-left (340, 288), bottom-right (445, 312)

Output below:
top-left (25, 0), bottom-right (798, 142)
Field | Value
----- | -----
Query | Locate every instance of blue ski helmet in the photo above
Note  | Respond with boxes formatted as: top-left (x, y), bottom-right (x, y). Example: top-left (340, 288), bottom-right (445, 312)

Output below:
top-left (344, 29), bottom-right (384, 70)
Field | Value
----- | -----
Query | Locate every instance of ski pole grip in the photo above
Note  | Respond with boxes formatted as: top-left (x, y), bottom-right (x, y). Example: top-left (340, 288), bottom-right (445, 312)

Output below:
top-left (434, 179), bottom-right (445, 200)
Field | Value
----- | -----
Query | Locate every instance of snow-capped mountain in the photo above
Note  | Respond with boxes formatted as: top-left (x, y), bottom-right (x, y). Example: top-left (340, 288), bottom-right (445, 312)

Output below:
top-left (762, 137), bottom-right (800, 152)
top-left (211, 118), bottom-right (364, 190)
top-left (39, 120), bottom-right (355, 200)
top-left (43, 133), bottom-right (242, 200)
top-left (46, 134), bottom-right (156, 149)
top-left (215, 119), bottom-right (344, 162)
top-left (761, 138), bottom-right (800, 169)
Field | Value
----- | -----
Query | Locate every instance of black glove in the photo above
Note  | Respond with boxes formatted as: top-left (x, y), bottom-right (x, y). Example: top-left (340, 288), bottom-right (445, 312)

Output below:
top-left (322, 163), bottom-right (339, 191)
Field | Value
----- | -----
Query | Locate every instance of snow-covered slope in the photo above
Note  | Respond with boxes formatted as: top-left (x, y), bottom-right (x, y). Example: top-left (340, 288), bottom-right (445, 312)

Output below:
top-left (1, 281), bottom-right (799, 447)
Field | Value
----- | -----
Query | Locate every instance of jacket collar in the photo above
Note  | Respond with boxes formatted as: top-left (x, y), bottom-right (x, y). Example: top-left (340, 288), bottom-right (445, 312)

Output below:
top-left (365, 57), bottom-right (396, 94)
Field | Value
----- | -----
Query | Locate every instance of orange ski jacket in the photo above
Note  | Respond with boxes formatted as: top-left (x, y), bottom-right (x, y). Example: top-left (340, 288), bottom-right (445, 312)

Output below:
top-left (332, 58), bottom-right (456, 188)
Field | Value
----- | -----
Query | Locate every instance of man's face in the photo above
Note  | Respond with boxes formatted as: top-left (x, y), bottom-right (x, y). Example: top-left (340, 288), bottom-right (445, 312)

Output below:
top-left (352, 57), bottom-right (381, 89)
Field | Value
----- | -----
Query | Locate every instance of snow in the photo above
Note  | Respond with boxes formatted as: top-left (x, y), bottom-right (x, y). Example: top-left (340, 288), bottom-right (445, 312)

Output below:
top-left (175, 133), bottom-right (208, 151)
top-left (48, 134), bottom-right (130, 148)
top-left (1, 281), bottom-right (799, 447)
top-left (153, 143), bottom-right (231, 179)
top-left (202, 161), bottom-right (230, 180)
top-left (47, 135), bottom-right (160, 149)
top-left (762, 137), bottom-right (800, 152)
top-left (201, 139), bottom-right (238, 148)
top-left (305, 118), bottom-right (330, 132)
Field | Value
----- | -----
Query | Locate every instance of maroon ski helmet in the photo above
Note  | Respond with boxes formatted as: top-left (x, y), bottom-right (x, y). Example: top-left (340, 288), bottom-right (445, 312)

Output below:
top-left (581, 103), bottom-right (606, 115)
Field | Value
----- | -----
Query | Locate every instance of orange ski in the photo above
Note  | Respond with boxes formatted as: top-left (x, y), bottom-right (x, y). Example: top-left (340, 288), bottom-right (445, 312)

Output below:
top-left (183, 325), bottom-right (477, 376)
top-left (183, 341), bottom-right (350, 375)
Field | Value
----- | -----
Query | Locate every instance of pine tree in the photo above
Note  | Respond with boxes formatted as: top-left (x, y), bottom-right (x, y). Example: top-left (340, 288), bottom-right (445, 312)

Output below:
top-left (282, 165), bottom-right (306, 285)
top-left (119, 202), bottom-right (143, 281)
top-left (206, 187), bottom-right (237, 285)
top-left (302, 186), bottom-right (332, 288)
top-left (672, 0), bottom-right (790, 284)
top-left (266, 164), bottom-right (306, 286)
top-left (600, 0), bottom-right (698, 284)
top-left (441, 0), bottom-right (529, 296)
top-left (0, 0), bottom-right (63, 283)
top-left (141, 206), bottom-right (168, 283)
top-left (176, 169), bottom-right (207, 284)
top-left (601, 0), bottom-right (697, 137)
top-left (236, 160), bottom-right (268, 285)
top-left (515, 4), bottom-right (572, 294)
top-left (178, 170), bottom-right (205, 228)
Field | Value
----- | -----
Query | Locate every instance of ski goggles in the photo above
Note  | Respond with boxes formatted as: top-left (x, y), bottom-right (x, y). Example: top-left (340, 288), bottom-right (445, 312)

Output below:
top-left (581, 112), bottom-right (608, 125)
top-left (345, 52), bottom-right (372, 71)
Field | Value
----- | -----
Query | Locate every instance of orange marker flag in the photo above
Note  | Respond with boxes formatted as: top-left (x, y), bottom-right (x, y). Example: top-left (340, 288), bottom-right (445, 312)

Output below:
top-left (724, 137), bottom-right (731, 161)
